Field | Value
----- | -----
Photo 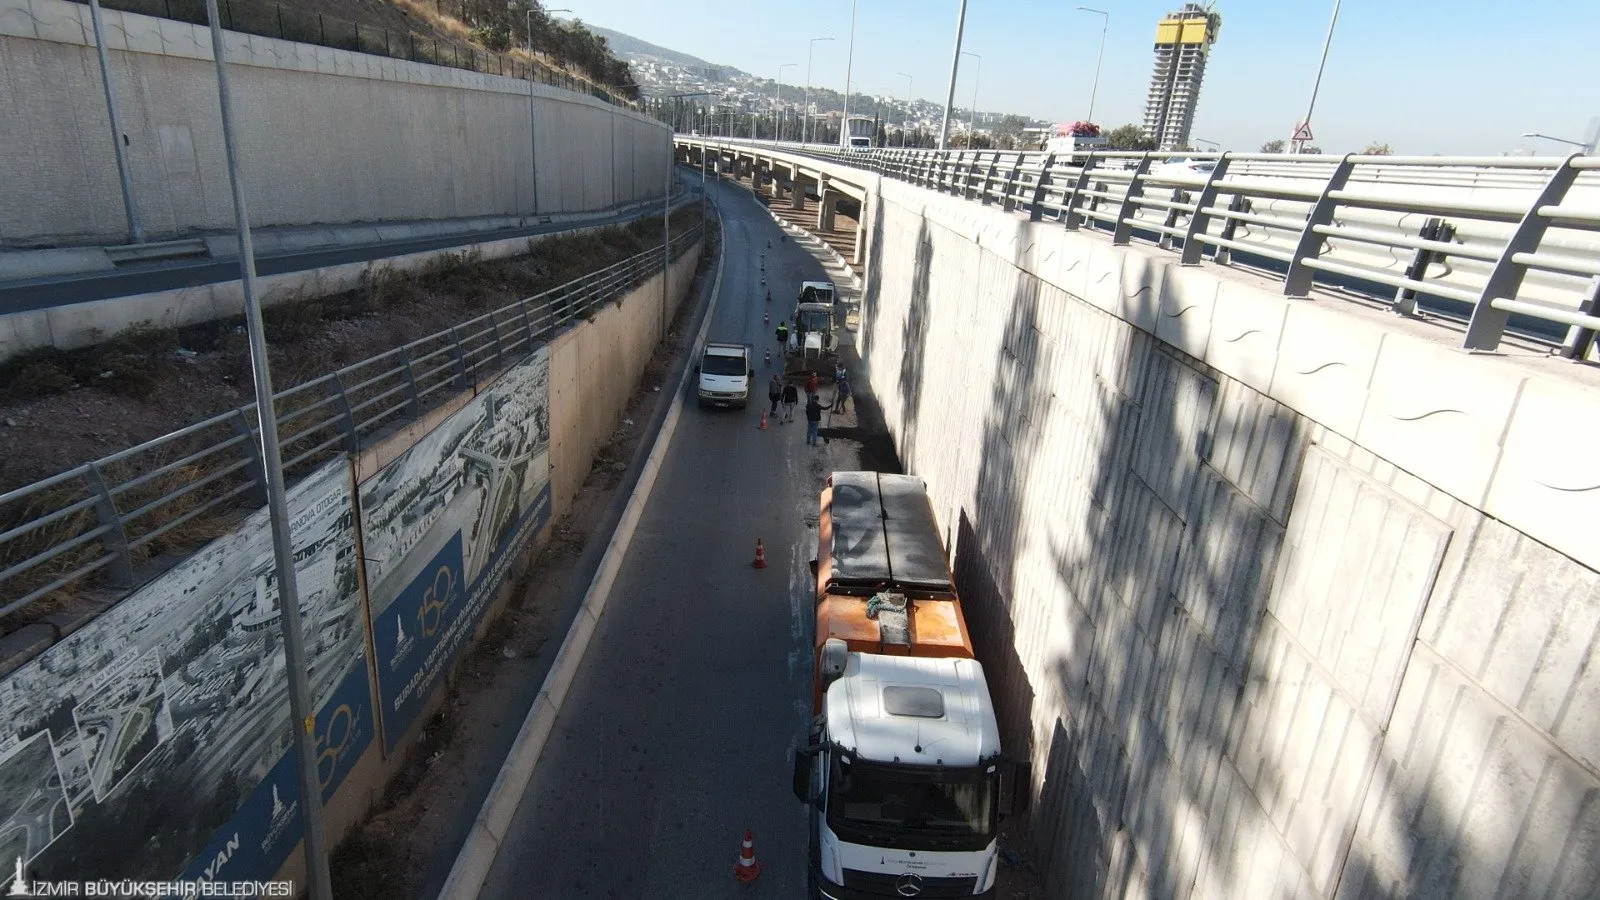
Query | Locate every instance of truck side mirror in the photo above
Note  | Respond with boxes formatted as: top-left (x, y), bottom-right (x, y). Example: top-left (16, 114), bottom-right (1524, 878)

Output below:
top-left (808, 558), bottom-right (819, 578)
top-left (693, 364), bottom-right (700, 374)
top-left (792, 749), bottom-right (812, 803)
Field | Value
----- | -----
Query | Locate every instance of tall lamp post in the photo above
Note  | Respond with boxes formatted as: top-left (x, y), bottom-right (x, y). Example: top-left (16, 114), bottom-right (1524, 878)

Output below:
top-left (1076, 7), bottom-right (1108, 125)
top-left (526, 7), bottom-right (569, 54)
top-left (1291, 0), bottom-right (1340, 154)
top-left (897, 72), bottom-right (913, 146)
top-left (804, 36), bottom-right (834, 144)
top-left (962, 51), bottom-right (981, 141)
top-left (1522, 132), bottom-right (1597, 154)
top-left (841, 0), bottom-right (858, 147)
top-left (202, 2), bottom-right (330, 897)
top-left (662, 91), bottom-right (710, 341)
top-left (775, 62), bottom-right (796, 143)
top-left (938, 0), bottom-right (968, 150)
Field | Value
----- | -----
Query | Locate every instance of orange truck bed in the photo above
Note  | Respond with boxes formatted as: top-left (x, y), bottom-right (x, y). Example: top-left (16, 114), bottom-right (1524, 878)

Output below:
top-left (812, 472), bottom-right (974, 709)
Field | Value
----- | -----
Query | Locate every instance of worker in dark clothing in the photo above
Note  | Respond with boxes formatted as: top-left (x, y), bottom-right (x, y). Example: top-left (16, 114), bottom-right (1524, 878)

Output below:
top-left (768, 373), bottom-right (784, 416)
top-left (805, 394), bottom-right (824, 445)
top-left (782, 382), bottom-right (800, 423)
top-left (775, 320), bottom-right (789, 348)
top-left (833, 375), bottom-right (853, 413)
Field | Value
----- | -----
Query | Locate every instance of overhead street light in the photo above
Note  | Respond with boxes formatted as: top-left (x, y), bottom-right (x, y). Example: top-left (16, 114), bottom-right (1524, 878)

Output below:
top-left (661, 90), bottom-right (710, 340)
top-left (527, 7), bottom-right (570, 55)
top-left (1291, 0), bottom-right (1340, 154)
top-left (1193, 138), bottom-right (1220, 149)
top-left (201, 2), bottom-right (331, 897)
top-left (938, 0), bottom-right (968, 150)
top-left (775, 63), bottom-right (797, 143)
top-left (1522, 132), bottom-right (1597, 154)
top-left (961, 51), bottom-right (981, 136)
top-left (1077, 7), bottom-right (1108, 126)
top-left (804, 36), bottom-right (834, 144)
top-left (897, 72), bottom-right (913, 147)
top-left (841, 0), bottom-right (858, 148)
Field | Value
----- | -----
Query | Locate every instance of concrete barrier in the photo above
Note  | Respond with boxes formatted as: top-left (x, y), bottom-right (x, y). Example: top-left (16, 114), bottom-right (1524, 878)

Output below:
top-left (857, 173), bottom-right (1600, 899)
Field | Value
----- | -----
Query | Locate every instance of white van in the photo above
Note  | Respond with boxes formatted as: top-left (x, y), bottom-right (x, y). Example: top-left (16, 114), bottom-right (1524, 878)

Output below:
top-left (696, 342), bottom-right (754, 408)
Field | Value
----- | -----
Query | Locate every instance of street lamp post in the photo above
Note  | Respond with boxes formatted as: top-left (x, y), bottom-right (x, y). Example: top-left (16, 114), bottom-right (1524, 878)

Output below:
top-left (1193, 138), bottom-right (1220, 150)
top-left (841, 0), bottom-right (858, 148)
top-left (1522, 132), bottom-right (1597, 154)
top-left (661, 91), bottom-right (710, 340)
top-left (938, 0), bottom-right (968, 150)
top-left (897, 72), bottom-right (913, 146)
top-left (962, 51), bottom-right (981, 140)
top-left (526, 7), bottom-right (569, 55)
top-left (1291, 0), bottom-right (1340, 154)
top-left (776, 63), bottom-right (796, 144)
top-left (87, 0), bottom-right (142, 243)
top-left (201, 2), bottom-right (330, 898)
top-left (1077, 7), bottom-right (1108, 125)
top-left (804, 37), bottom-right (834, 145)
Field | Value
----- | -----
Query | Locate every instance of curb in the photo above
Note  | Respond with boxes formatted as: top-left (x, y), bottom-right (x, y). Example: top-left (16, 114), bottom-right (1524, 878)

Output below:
top-left (435, 198), bottom-right (727, 900)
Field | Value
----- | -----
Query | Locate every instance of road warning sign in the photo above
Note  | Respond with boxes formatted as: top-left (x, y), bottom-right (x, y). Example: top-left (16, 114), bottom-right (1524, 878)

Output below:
top-left (1293, 122), bottom-right (1315, 143)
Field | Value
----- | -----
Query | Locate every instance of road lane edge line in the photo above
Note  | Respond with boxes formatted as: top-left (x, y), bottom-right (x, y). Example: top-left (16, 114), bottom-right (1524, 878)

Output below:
top-left (436, 195), bottom-right (727, 900)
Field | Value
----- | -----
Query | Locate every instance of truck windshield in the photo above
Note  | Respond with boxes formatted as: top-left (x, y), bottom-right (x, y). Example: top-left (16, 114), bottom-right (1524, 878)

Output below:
top-left (797, 309), bottom-right (831, 332)
top-left (826, 756), bottom-right (996, 851)
top-left (701, 355), bottom-right (746, 375)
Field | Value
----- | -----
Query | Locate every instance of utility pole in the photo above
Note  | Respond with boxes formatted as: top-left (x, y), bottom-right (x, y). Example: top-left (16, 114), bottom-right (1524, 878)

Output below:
top-left (938, 0), bottom-right (968, 150)
top-left (804, 36), bottom-right (834, 145)
top-left (202, 2), bottom-right (331, 898)
top-left (841, 0), bottom-right (857, 147)
top-left (1291, 0), bottom-right (1340, 154)
top-left (87, 0), bottom-right (142, 243)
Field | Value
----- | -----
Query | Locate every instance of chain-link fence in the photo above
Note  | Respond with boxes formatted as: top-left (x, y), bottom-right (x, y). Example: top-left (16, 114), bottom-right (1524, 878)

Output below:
top-left (71, 0), bottom-right (638, 109)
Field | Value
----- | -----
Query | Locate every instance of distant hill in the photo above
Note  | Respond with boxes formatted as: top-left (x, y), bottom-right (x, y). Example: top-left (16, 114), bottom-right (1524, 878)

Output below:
top-left (583, 24), bottom-right (747, 76)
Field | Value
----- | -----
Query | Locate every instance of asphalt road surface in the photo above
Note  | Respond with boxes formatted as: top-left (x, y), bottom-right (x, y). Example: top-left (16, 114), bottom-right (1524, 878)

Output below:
top-left (0, 201), bottom-right (677, 315)
top-left (477, 178), bottom-right (865, 898)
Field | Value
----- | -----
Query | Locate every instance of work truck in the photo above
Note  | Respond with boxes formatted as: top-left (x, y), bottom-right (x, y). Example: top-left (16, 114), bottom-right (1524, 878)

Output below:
top-left (785, 284), bottom-right (840, 382)
top-left (694, 341), bottom-right (754, 408)
top-left (794, 471), bottom-right (1028, 899)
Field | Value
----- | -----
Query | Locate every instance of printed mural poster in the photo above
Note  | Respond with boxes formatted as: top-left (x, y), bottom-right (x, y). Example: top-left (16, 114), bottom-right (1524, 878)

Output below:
top-left (360, 350), bottom-right (553, 752)
top-left (0, 461), bottom-right (372, 885)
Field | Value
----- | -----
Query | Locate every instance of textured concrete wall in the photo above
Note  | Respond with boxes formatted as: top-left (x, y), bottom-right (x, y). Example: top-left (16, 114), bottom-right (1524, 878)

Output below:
top-left (857, 176), bottom-right (1600, 899)
top-left (0, 0), bottom-right (667, 246)
top-left (547, 240), bottom-right (701, 522)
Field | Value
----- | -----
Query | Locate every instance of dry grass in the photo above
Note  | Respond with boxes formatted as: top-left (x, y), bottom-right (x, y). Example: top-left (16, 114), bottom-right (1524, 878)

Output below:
top-left (0, 211), bottom-right (714, 633)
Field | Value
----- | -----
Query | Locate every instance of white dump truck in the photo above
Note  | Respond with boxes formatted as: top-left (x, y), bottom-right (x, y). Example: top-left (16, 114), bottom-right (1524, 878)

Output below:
top-left (794, 471), bottom-right (1031, 898)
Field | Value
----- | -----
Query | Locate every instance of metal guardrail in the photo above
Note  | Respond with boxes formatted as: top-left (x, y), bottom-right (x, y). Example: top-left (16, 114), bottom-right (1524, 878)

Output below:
top-left (685, 139), bottom-right (1600, 356)
top-left (0, 225), bottom-right (705, 620)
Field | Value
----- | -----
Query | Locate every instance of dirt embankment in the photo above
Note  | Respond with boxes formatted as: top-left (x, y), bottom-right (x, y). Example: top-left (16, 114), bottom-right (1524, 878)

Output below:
top-left (0, 210), bottom-right (702, 495)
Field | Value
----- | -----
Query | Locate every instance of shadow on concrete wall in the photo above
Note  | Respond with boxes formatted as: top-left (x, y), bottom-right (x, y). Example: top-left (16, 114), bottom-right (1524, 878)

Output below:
top-left (894, 217), bottom-right (934, 465)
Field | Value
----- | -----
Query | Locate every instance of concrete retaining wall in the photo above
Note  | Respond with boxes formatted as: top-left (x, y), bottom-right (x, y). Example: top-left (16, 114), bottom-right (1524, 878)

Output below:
top-left (278, 236), bottom-right (703, 889)
top-left (857, 175), bottom-right (1600, 898)
top-left (0, 0), bottom-right (667, 246)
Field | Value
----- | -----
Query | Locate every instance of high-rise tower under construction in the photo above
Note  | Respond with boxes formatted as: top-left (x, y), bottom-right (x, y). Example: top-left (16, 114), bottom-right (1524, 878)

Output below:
top-left (1142, 3), bottom-right (1222, 151)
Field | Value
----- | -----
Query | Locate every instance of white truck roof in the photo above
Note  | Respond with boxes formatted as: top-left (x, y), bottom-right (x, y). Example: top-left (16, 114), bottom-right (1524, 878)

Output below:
top-left (704, 342), bottom-right (748, 357)
top-left (825, 653), bottom-right (1001, 767)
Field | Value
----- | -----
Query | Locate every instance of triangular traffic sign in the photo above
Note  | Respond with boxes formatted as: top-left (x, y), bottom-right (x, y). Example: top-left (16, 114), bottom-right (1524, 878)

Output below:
top-left (1293, 122), bottom-right (1314, 143)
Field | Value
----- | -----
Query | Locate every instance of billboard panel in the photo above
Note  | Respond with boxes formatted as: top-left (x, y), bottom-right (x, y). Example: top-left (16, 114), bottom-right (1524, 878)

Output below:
top-left (360, 351), bottom-right (552, 752)
top-left (0, 460), bottom-right (371, 883)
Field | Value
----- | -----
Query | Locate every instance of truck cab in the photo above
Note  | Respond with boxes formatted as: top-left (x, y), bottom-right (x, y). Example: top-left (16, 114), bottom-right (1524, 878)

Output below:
top-left (695, 342), bottom-right (753, 408)
top-left (795, 472), bottom-right (1028, 898)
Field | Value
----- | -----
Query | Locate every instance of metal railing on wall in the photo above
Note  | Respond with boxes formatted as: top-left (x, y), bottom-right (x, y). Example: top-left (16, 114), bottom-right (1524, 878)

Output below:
top-left (68, 0), bottom-right (639, 109)
top-left (688, 139), bottom-right (1600, 357)
top-left (0, 224), bottom-right (704, 622)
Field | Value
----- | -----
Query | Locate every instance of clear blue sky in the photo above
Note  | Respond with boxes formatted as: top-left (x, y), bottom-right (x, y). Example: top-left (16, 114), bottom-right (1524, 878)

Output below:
top-left (555, 0), bottom-right (1596, 155)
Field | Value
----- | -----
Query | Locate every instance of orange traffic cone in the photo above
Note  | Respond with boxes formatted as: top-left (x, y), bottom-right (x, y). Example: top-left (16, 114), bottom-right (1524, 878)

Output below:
top-left (764, 347), bottom-right (770, 366)
top-left (758, 410), bottom-right (768, 430)
top-left (764, 310), bottom-right (770, 324)
top-left (733, 829), bottom-right (761, 882)
top-left (751, 540), bottom-right (767, 569)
